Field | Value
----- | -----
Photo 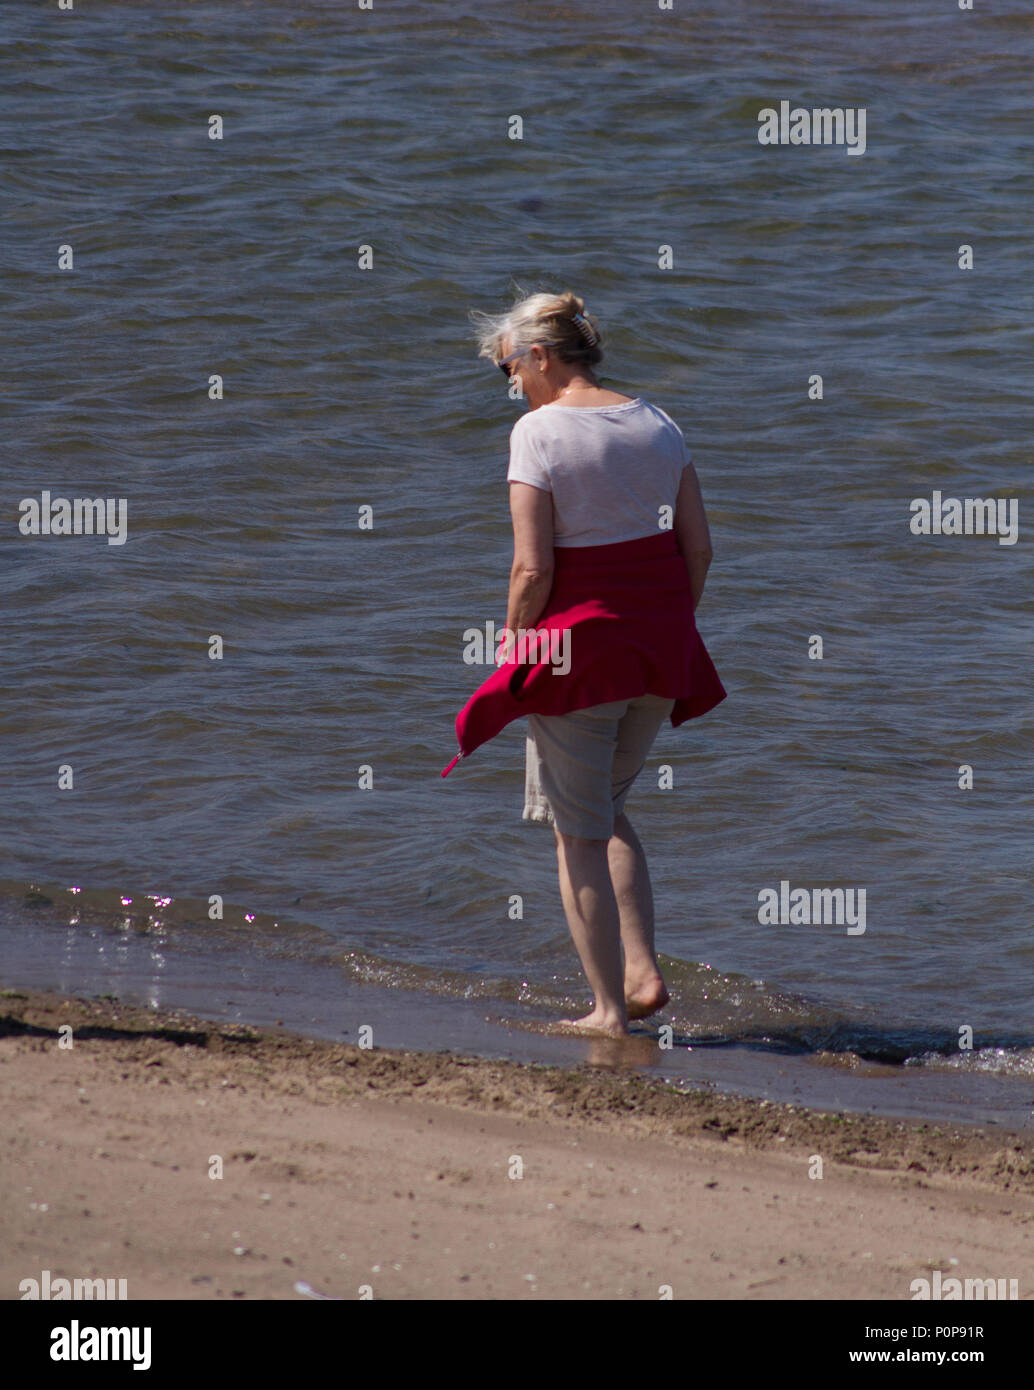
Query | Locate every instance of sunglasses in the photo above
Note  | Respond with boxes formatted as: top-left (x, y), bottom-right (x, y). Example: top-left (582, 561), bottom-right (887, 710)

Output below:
top-left (497, 344), bottom-right (544, 378)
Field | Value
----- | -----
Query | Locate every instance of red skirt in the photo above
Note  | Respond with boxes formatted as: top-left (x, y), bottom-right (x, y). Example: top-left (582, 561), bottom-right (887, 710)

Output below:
top-left (442, 531), bottom-right (726, 776)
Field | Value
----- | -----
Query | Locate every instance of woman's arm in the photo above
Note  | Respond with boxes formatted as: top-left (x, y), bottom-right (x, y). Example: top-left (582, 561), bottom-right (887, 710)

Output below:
top-left (674, 460), bottom-right (713, 611)
top-left (502, 482), bottom-right (555, 652)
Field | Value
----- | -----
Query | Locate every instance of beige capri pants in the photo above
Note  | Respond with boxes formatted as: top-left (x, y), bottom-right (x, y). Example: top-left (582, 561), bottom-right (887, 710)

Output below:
top-left (523, 693), bottom-right (676, 840)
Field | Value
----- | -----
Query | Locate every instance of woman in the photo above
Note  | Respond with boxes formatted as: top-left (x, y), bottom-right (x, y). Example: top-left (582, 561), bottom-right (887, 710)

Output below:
top-left (443, 289), bottom-right (725, 1037)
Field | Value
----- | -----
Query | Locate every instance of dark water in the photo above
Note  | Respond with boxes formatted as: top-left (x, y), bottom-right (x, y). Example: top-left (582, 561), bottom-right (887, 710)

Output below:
top-left (3, 0), bottom-right (1033, 1126)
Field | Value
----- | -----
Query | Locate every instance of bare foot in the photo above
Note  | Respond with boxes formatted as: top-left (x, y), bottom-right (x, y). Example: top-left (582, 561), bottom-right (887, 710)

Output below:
top-left (556, 1010), bottom-right (628, 1037)
top-left (625, 978), bottom-right (670, 1021)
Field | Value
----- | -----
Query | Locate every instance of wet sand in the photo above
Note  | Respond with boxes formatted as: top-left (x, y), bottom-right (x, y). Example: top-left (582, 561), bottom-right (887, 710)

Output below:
top-left (2, 987), bottom-right (1032, 1300)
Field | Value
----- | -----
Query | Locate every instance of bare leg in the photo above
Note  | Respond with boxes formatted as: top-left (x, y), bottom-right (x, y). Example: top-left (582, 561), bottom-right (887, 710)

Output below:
top-left (553, 829), bottom-right (628, 1035)
top-left (609, 812), bottom-right (669, 1019)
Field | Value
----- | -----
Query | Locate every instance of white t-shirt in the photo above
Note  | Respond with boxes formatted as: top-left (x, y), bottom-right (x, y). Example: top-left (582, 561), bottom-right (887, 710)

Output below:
top-left (506, 397), bottom-right (690, 547)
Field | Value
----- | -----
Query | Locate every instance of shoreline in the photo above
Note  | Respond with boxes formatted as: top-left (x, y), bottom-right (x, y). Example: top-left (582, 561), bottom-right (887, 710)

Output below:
top-left (3, 985), bottom-right (1033, 1300)
top-left (3, 888), bottom-right (1030, 1132)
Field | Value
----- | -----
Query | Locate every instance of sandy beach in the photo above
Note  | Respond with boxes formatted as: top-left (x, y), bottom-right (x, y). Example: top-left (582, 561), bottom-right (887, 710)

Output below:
top-left (2, 986), bottom-right (1032, 1302)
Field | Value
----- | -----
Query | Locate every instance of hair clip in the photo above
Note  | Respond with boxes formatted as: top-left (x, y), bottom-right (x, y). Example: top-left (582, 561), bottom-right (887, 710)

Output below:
top-left (571, 312), bottom-right (599, 347)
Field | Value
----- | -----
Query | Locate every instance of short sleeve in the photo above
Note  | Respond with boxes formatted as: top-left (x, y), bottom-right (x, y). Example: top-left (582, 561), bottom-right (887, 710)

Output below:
top-left (506, 418), bottom-right (551, 492)
top-left (648, 403), bottom-right (691, 468)
top-left (665, 412), bottom-right (692, 466)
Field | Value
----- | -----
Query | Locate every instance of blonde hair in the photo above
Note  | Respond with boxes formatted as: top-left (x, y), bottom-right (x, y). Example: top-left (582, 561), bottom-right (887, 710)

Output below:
top-left (469, 286), bottom-right (603, 369)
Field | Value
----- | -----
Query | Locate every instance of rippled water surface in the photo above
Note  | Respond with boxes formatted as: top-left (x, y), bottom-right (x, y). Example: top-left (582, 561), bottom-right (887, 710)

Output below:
top-left (3, 0), bottom-right (1032, 1122)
